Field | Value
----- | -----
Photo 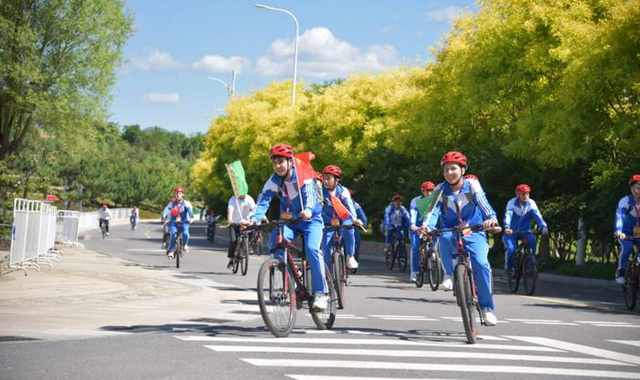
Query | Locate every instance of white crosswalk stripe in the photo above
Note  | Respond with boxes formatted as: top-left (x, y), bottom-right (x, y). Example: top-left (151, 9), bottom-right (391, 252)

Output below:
top-left (610, 340), bottom-right (640, 348)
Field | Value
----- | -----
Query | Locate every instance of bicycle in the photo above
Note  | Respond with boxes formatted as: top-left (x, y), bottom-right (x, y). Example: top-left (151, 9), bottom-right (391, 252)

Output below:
top-left (506, 231), bottom-right (538, 295)
top-left (207, 215), bottom-right (219, 244)
top-left (256, 218), bottom-right (337, 337)
top-left (230, 223), bottom-right (250, 276)
top-left (428, 223), bottom-right (501, 344)
top-left (99, 219), bottom-right (108, 239)
top-left (170, 220), bottom-right (185, 269)
top-left (385, 228), bottom-right (408, 271)
top-left (326, 224), bottom-right (357, 310)
top-left (621, 235), bottom-right (640, 310)
top-left (415, 235), bottom-right (443, 291)
top-left (130, 216), bottom-right (136, 231)
top-left (249, 227), bottom-right (265, 256)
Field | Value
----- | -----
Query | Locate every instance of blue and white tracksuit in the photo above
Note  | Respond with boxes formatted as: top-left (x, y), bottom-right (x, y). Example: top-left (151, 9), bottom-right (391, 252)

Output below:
top-left (384, 204), bottom-right (410, 246)
top-left (162, 200), bottom-right (193, 252)
top-left (321, 185), bottom-right (357, 266)
top-left (503, 198), bottom-right (548, 270)
top-left (353, 200), bottom-right (367, 261)
top-left (425, 178), bottom-right (497, 312)
top-left (251, 168), bottom-right (327, 294)
top-left (130, 209), bottom-right (139, 229)
top-left (409, 194), bottom-right (429, 274)
top-left (615, 195), bottom-right (640, 271)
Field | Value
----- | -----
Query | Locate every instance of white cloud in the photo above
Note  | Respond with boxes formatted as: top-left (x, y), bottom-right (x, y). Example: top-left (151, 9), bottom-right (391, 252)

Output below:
top-left (425, 6), bottom-right (466, 23)
top-left (191, 55), bottom-right (251, 73)
top-left (132, 50), bottom-right (185, 71)
top-left (255, 27), bottom-right (403, 79)
top-left (140, 92), bottom-right (180, 103)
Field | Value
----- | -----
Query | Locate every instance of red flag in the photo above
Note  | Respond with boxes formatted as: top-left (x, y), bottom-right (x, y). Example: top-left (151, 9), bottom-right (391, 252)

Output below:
top-left (296, 151), bottom-right (316, 165)
top-left (293, 152), bottom-right (317, 189)
top-left (330, 195), bottom-right (351, 221)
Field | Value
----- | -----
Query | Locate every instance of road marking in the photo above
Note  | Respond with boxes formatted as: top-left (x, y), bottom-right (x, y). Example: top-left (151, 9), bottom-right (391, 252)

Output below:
top-left (522, 296), bottom-right (616, 312)
top-left (506, 319), bottom-right (563, 322)
top-left (205, 345), bottom-right (629, 366)
top-left (591, 324), bottom-right (640, 328)
top-left (610, 340), bottom-right (640, 348)
top-left (577, 321), bottom-right (633, 325)
top-left (336, 314), bottom-right (368, 320)
top-left (242, 359), bottom-right (640, 378)
top-left (175, 336), bottom-right (564, 352)
top-left (505, 336), bottom-right (640, 367)
top-left (286, 376), bottom-right (458, 380)
top-left (125, 248), bottom-right (166, 252)
top-left (342, 330), bottom-right (508, 341)
top-left (522, 321), bottom-right (580, 326)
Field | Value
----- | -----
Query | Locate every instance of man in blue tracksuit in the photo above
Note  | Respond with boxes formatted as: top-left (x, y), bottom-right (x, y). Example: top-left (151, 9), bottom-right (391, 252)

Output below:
top-left (423, 151), bottom-right (500, 326)
top-left (247, 143), bottom-right (328, 311)
top-left (614, 174), bottom-right (640, 284)
top-left (162, 187), bottom-right (194, 258)
top-left (502, 183), bottom-right (549, 278)
top-left (350, 190), bottom-right (368, 263)
top-left (383, 194), bottom-right (411, 253)
top-left (409, 181), bottom-right (436, 282)
top-left (321, 165), bottom-right (362, 270)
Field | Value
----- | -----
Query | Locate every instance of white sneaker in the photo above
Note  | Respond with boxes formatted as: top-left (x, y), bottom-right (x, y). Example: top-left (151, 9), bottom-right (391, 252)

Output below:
top-left (106, 232), bottom-right (109, 236)
top-left (410, 272), bottom-right (417, 282)
top-left (347, 256), bottom-right (359, 269)
top-left (442, 276), bottom-right (453, 291)
top-left (312, 294), bottom-right (329, 312)
top-left (167, 251), bottom-right (174, 259)
top-left (184, 245), bottom-right (189, 253)
top-left (482, 308), bottom-right (498, 326)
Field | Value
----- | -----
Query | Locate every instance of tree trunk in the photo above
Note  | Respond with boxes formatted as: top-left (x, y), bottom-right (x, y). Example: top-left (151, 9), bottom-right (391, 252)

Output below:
top-left (575, 217), bottom-right (586, 266)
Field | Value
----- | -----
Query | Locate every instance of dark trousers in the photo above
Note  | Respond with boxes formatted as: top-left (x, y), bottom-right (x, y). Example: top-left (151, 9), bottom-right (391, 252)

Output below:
top-left (228, 225), bottom-right (241, 258)
top-left (99, 219), bottom-right (109, 232)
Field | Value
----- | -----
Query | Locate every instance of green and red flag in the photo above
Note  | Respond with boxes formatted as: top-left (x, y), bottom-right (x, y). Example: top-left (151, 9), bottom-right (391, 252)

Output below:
top-left (225, 160), bottom-right (249, 197)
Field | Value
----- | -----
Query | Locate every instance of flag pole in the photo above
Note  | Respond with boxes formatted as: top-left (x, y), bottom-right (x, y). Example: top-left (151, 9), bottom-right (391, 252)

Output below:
top-left (292, 157), bottom-right (306, 214)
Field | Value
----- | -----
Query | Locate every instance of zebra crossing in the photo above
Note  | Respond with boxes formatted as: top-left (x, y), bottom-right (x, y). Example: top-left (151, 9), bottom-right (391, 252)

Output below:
top-left (174, 332), bottom-right (640, 379)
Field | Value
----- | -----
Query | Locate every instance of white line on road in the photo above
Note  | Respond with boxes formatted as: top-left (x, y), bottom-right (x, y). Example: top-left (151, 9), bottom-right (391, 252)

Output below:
top-left (205, 345), bottom-right (630, 366)
top-left (286, 376), bottom-right (459, 380)
top-left (609, 340), bottom-right (640, 348)
top-left (522, 321), bottom-right (580, 326)
top-left (577, 321), bottom-right (634, 325)
top-left (504, 336), bottom-right (640, 367)
top-left (175, 336), bottom-right (564, 352)
top-left (242, 359), bottom-right (640, 379)
top-left (343, 330), bottom-right (508, 341)
top-left (125, 248), bottom-right (166, 252)
top-left (506, 319), bottom-right (562, 322)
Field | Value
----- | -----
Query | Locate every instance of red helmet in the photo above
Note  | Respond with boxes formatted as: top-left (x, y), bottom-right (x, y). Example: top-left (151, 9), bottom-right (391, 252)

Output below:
top-left (392, 194), bottom-right (403, 202)
top-left (630, 174), bottom-right (640, 186)
top-left (515, 184), bottom-right (531, 194)
top-left (101, 204), bottom-right (107, 209)
top-left (421, 181), bottom-right (435, 191)
top-left (323, 165), bottom-right (342, 179)
top-left (269, 143), bottom-right (295, 158)
top-left (465, 174), bottom-right (478, 180)
top-left (440, 151), bottom-right (467, 168)
top-left (174, 186), bottom-right (184, 194)
top-left (170, 208), bottom-right (180, 217)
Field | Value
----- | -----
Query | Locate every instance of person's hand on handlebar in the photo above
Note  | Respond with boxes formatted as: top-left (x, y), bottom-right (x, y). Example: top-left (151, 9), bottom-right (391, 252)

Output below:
top-left (299, 210), bottom-right (311, 220)
top-left (504, 228), bottom-right (513, 235)
top-left (241, 219), bottom-right (255, 227)
top-left (616, 231), bottom-right (626, 240)
top-left (354, 218), bottom-right (364, 228)
top-left (483, 218), bottom-right (499, 231)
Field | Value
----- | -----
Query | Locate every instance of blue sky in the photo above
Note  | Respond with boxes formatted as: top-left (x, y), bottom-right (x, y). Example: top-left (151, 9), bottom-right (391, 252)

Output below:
top-left (110, 0), bottom-right (476, 135)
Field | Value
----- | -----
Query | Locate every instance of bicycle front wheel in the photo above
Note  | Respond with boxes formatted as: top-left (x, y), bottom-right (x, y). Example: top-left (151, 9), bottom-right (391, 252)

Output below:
top-left (240, 240), bottom-right (249, 276)
top-left (386, 244), bottom-right (396, 270)
top-left (254, 233), bottom-right (264, 256)
top-left (398, 243), bottom-right (407, 272)
top-left (332, 250), bottom-right (346, 309)
top-left (257, 258), bottom-right (296, 337)
top-left (309, 264), bottom-right (337, 330)
top-left (623, 261), bottom-right (637, 310)
top-left (175, 238), bottom-right (181, 269)
top-left (232, 245), bottom-right (240, 274)
top-left (508, 253), bottom-right (520, 293)
top-left (416, 253), bottom-right (425, 288)
top-left (455, 264), bottom-right (477, 344)
top-left (522, 251), bottom-right (538, 295)
top-left (428, 252), bottom-right (441, 291)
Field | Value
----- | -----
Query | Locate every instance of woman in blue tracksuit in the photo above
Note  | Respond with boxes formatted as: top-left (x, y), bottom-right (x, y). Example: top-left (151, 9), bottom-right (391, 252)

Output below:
top-left (383, 194), bottom-right (411, 253)
top-left (502, 183), bottom-right (549, 278)
top-left (162, 187), bottom-right (194, 258)
top-left (614, 174), bottom-right (640, 284)
top-left (409, 181), bottom-right (436, 282)
top-left (423, 151), bottom-right (500, 326)
top-left (247, 143), bottom-right (328, 312)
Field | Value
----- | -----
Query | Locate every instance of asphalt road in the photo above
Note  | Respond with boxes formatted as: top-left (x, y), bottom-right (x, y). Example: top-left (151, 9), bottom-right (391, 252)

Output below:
top-left (1, 220), bottom-right (639, 380)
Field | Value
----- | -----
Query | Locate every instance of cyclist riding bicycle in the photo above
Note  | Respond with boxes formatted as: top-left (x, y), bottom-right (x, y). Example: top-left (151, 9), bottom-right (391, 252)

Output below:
top-left (422, 151), bottom-right (500, 326)
top-left (321, 165), bottom-right (363, 270)
top-left (614, 174), bottom-right (640, 284)
top-left (98, 204), bottom-right (111, 236)
top-left (502, 184), bottom-right (549, 279)
top-left (130, 205), bottom-right (139, 230)
top-left (349, 189), bottom-right (368, 263)
top-left (384, 194), bottom-right (411, 255)
top-left (227, 194), bottom-right (256, 268)
top-left (409, 181), bottom-right (436, 282)
top-left (244, 143), bottom-right (329, 311)
top-left (162, 187), bottom-right (193, 259)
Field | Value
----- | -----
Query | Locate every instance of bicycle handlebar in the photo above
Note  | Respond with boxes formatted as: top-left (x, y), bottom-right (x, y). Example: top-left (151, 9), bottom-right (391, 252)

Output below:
top-left (428, 224), bottom-right (502, 236)
top-left (622, 235), bottom-right (640, 241)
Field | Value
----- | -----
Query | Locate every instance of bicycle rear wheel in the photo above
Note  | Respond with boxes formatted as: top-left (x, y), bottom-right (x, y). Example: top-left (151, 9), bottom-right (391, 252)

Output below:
top-left (332, 250), bottom-right (346, 309)
top-left (428, 252), bottom-right (441, 291)
top-left (508, 253), bottom-right (520, 293)
top-left (175, 237), bottom-right (181, 269)
top-left (309, 264), bottom-right (337, 330)
top-left (240, 240), bottom-right (249, 276)
top-left (386, 243), bottom-right (396, 270)
top-left (455, 264), bottom-right (477, 344)
top-left (257, 258), bottom-right (296, 337)
top-left (398, 243), bottom-right (407, 272)
top-left (232, 244), bottom-right (240, 274)
top-left (416, 252), bottom-right (425, 288)
top-left (623, 261), bottom-right (637, 310)
top-left (253, 232), bottom-right (264, 256)
top-left (522, 251), bottom-right (538, 295)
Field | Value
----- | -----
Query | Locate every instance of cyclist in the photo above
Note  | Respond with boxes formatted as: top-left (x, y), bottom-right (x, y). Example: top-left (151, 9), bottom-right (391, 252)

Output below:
top-left (130, 206), bottom-right (139, 230)
top-left (227, 194), bottom-right (256, 268)
top-left (162, 187), bottom-right (194, 259)
top-left (409, 181), bottom-right (436, 282)
top-left (206, 209), bottom-right (217, 239)
top-left (245, 143), bottom-right (329, 311)
top-left (422, 151), bottom-right (499, 326)
top-left (614, 174), bottom-right (640, 284)
top-left (321, 165), bottom-right (362, 270)
top-left (383, 194), bottom-right (411, 255)
top-left (350, 189), bottom-right (368, 263)
top-left (502, 184), bottom-right (549, 279)
top-left (98, 204), bottom-right (111, 236)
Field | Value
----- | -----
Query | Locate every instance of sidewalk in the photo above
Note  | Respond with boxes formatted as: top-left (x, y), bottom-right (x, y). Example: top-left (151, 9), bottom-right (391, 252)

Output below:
top-left (0, 246), bottom-right (258, 342)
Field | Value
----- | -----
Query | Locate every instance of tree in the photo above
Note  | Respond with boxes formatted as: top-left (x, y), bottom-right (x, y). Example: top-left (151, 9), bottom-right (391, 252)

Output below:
top-left (0, 0), bottom-right (133, 161)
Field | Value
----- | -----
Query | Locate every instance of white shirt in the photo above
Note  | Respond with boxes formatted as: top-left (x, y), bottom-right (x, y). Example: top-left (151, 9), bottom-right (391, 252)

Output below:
top-left (98, 208), bottom-right (111, 220)
top-left (227, 195), bottom-right (256, 223)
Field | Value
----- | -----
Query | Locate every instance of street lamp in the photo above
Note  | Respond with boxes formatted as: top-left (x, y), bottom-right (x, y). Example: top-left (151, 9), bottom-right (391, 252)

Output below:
top-left (206, 70), bottom-right (236, 98)
top-left (254, 3), bottom-right (299, 106)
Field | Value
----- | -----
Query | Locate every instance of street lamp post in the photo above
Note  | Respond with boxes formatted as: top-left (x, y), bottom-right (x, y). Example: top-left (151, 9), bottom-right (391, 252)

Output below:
top-left (206, 69), bottom-right (236, 98)
top-left (254, 4), bottom-right (299, 106)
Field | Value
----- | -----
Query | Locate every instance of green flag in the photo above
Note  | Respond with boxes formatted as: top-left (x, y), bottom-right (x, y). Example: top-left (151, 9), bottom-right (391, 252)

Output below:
top-left (415, 192), bottom-right (437, 220)
top-left (225, 160), bottom-right (249, 197)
